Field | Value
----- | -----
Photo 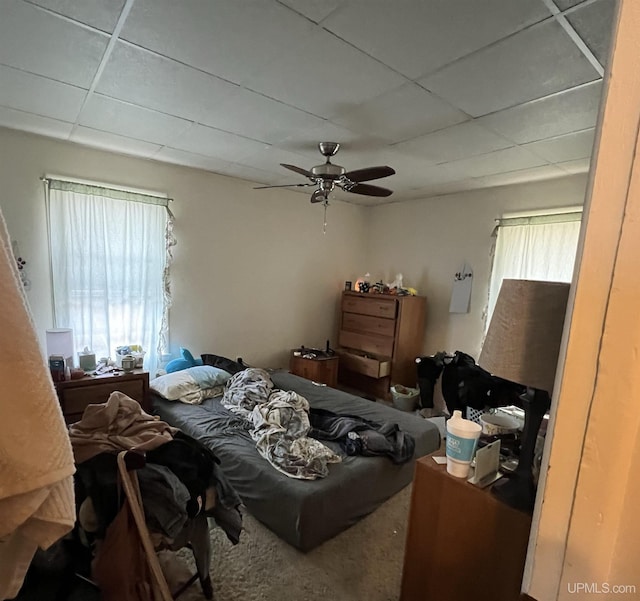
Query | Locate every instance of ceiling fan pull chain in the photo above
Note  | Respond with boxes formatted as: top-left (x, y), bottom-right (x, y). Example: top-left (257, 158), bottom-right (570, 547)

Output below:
top-left (323, 200), bottom-right (328, 234)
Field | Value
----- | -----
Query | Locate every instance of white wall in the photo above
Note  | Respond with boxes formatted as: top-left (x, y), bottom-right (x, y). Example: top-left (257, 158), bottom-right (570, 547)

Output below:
top-left (0, 127), bottom-right (368, 369)
top-left (0, 125), bottom-right (591, 373)
top-left (367, 175), bottom-right (589, 359)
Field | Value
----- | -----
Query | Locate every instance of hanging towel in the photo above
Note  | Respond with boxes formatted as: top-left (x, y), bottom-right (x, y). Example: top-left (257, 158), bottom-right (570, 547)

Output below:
top-left (0, 208), bottom-right (76, 599)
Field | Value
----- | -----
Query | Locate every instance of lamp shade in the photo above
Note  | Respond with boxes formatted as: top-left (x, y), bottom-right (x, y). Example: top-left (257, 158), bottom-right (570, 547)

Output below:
top-left (479, 280), bottom-right (570, 394)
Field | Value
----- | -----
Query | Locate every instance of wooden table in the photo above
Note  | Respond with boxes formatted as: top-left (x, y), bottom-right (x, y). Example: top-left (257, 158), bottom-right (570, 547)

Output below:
top-left (289, 350), bottom-right (339, 388)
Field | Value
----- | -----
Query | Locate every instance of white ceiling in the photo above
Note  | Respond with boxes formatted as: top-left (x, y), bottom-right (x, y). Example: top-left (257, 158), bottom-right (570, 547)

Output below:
top-left (0, 0), bottom-right (616, 205)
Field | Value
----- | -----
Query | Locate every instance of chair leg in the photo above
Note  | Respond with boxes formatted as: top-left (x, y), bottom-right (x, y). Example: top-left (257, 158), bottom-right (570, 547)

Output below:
top-left (189, 514), bottom-right (213, 599)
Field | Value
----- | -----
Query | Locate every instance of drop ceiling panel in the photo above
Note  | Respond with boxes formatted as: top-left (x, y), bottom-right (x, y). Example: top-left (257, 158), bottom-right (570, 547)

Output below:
top-left (565, 0), bottom-right (616, 66)
top-left (322, 0), bottom-right (552, 80)
top-left (277, 0), bottom-right (345, 23)
top-left (330, 83), bottom-right (469, 143)
top-left (0, 65), bottom-right (87, 122)
top-left (198, 87), bottom-right (326, 145)
top-left (70, 126), bottom-right (162, 157)
top-left (239, 146), bottom-right (319, 174)
top-left (444, 146), bottom-right (548, 178)
top-left (554, 0), bottom-right (588, 10)
top-left (557, 157), bottom-right (591, 174)
top-left (243, 27), bottom-right (407, 119)
top-left (394, 121), bottom-right (513, 163)
top-left (79, 95), bottom-right (194, 147)
top-left (96, 42), bottom-right (239, 123)
top-left (120, 0), bottom-right (316, 85)
top-left (168, 124), bottom-right (269, 163)
top-left (476, 80), bottom-right (602, 144)
top-left (26, 0), bottom-right (126, 33)
top-left (0, 0), bottom-right (616, 202)
top-left (276, 124), bottom-right (380, 158)
top-left (470, 163), bottom-right (567, 188)
top-left (154, 147), bottom-right (239, 173)
top-left (522, 128), bottom-right (596, 162)
top-left (0, 106), bottom-right (73, 139)
top-left (0, 0), bottom-right (109, 88)
top-left (407, 179), bottom-right (483, 199)
top-left (420, 19), bottom-right (600, 117)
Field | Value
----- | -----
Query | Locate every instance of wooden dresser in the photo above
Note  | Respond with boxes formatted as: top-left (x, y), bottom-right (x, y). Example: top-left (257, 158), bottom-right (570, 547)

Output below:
top-left (400, 454), bottom-right (532, 601)
top-left (337, 291), bottom-right (426, 399)
top-left (55, 370), bottom-right (150, 424)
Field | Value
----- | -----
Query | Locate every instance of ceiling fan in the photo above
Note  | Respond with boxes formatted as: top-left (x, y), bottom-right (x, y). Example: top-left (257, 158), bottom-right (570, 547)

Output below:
top-left (254, 142), bottom-right (395, 203)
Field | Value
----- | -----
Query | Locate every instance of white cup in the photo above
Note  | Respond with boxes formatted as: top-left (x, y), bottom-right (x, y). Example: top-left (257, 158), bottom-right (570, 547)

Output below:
top-left (446, 411), bottom-right (482, 478)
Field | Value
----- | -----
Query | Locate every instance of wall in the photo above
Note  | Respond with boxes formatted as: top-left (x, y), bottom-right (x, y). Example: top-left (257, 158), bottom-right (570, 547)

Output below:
top-left (367, 175), bottom-right (589, 359)
top-left (0, 127), bottom-right (368, 369)
top-left (0, 126), bottom-right (591, 374)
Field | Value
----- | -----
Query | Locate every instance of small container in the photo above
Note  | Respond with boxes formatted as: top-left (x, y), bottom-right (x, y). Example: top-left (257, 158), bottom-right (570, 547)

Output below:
top-left (121, 355), bottom-right (136, 372)
top-left (78, 347), bottom-right (97, 372)
top-left (446, 410), bottom-right (482, 478)
top-left (49, 355), bottom-right (66, 383)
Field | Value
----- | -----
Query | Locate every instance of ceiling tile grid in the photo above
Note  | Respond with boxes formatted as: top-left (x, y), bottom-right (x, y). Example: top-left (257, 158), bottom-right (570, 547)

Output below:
top-left (0, 0), bottom-right (617, 205)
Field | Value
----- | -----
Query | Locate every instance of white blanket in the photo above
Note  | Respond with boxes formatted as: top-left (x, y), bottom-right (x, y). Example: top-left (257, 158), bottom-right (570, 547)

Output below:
top-left (0, 208), bottom-right (75, 600)
top-left (222, 369), bottom-right (341, 479)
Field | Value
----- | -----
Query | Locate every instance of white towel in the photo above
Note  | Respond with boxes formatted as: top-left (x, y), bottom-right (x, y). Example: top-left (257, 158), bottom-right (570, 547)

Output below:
top-left (0, 207), bottom-right (75, 600)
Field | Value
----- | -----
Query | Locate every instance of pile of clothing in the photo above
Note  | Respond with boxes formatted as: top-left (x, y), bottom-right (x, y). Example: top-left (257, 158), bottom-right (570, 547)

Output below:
top-left (68, 392), bottom-right (242, 600)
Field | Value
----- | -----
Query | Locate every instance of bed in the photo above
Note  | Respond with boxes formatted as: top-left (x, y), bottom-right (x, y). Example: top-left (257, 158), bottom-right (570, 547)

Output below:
top-left (151, 370), bottom-right (440, 551)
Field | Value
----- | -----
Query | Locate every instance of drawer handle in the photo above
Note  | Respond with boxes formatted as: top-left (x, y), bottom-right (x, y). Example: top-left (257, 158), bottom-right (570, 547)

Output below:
top-left (379, 306), bottom-right (390, 311)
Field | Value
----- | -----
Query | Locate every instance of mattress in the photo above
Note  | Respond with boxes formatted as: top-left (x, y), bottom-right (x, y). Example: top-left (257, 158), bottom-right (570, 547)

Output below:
top-left (151, 371), bottom-right (440, 551)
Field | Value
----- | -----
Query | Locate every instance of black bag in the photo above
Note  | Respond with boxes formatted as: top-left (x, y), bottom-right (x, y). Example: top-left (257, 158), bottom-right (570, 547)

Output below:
top-left (441, 351), bottom-right (523, 415)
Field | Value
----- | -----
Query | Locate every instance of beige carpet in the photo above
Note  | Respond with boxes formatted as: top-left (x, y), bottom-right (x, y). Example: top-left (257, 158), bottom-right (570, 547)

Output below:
top-left (172, 485), bottom-right (412, 601)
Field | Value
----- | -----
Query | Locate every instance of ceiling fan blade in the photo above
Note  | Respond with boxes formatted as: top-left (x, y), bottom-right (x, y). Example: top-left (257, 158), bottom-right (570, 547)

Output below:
top-left (310, 189), bottom-right (329, 203)
top-left (281, 163), bottom-right (314, 179)
top-left (253, 183), bottom-right (314, 189)
top-left (343, 183), bottom-right (393, 197)
top-left (343, 165), bottom-right (395, 183)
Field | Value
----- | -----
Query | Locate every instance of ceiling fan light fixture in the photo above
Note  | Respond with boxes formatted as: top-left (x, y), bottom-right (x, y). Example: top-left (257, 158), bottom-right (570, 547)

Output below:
top-left (256, 142), bottom-right (395, 203)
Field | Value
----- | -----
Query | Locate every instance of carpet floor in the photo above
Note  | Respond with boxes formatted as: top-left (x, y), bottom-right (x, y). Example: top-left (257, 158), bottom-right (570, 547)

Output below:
top-left (173, 485), bottom-right (412, 601)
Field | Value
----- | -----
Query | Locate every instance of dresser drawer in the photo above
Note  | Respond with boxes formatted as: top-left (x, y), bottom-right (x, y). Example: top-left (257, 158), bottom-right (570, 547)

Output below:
top-left (342, 295), bottom-right (397, 318)
top-left (342, 312), bottom-right (396, 337)
top-left (61, 380), bottom-right (145, 415)
top-left (336, 349), bottom-right (391, 379)
top-left (338, 329), bottom-right (394, 358)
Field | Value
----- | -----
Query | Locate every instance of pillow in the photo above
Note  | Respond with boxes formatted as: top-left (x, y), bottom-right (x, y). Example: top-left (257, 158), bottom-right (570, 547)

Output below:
top-left (150, 365), bottom-right (231, 404)
top-left (201, 353), bottom-right (246, 375)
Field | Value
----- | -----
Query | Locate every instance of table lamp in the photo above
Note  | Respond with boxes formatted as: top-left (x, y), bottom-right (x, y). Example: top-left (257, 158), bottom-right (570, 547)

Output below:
top-left (478, 279), bottom-right (570, 512)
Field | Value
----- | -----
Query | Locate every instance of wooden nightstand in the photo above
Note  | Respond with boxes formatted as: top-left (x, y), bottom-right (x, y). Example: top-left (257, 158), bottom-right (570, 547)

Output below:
top-left (55, 370), bottom-right (150, 424)
top-left (289, 350), bottom-right (339, 388)
top-left (400, 453), bottom-right (532, 601)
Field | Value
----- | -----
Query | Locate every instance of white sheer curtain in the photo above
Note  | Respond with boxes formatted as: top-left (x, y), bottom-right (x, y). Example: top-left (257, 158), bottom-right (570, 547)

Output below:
top-left (47, 180), bottom-right (174, 374)
top-left (487, 212), bottom-right (582, 325)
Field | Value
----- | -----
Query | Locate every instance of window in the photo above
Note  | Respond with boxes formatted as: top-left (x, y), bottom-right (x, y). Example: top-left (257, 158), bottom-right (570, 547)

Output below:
top-left (46, 179), bottom-right (175, 373)
top-left (486, 209), bottom-right (582, 325)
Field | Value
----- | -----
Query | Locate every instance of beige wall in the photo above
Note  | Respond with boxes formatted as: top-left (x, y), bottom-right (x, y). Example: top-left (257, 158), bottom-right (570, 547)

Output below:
top-left (0, 127), bottom-right (368, 368)
top-left (366, 175), bottom-right (588, 359)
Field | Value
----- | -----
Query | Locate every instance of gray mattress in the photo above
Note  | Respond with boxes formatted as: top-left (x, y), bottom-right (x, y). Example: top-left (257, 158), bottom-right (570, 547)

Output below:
top-left (151, 371), bottom-right (440, 551)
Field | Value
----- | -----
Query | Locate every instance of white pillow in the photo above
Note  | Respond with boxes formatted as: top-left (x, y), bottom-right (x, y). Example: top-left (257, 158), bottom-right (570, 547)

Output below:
top-left (150, 365), bottom-right (231, 404)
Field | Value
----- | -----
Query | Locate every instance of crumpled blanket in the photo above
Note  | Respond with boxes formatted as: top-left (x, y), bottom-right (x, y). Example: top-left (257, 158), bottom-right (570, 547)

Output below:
top-left (68, 392), bottom-right (178, 464)
top-left (222, 369), bottom-right (341, 480)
